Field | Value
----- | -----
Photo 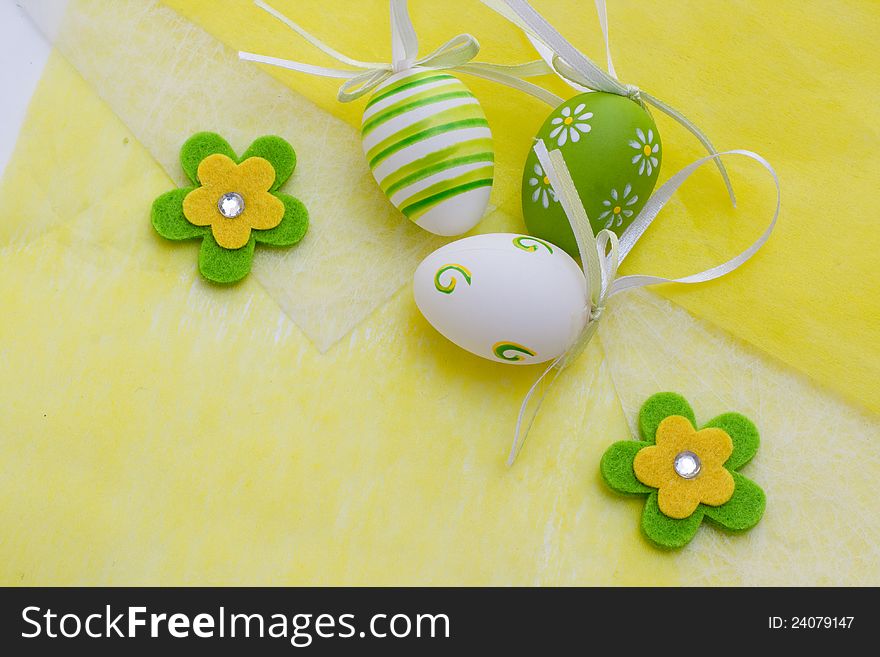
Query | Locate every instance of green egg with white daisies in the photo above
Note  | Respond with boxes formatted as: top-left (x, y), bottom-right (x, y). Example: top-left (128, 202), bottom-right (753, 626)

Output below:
top-left (522, 92), bottom-right (661, 257)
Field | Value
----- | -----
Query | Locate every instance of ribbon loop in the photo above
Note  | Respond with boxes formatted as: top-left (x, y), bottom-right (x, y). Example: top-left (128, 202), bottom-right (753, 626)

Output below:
top-left (595, 229), bottom-right (620, 299)
top-left (390, 0), bottom-right (419, 72)
top-left (593, 0), bottom-right (616, 78)
top-left (239, 0), bottom-right (563, 105)
top-left (417, 33), bottom-right (481, 68)
top-left (337, 69), bottom-right (394, 103)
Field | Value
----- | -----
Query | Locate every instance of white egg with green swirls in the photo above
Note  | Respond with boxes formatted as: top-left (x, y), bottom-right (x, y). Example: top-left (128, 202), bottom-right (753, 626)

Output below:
top-left (413, 233), bottom-right (589, 364)
top-left (361, 67), bottom-right (494, 236)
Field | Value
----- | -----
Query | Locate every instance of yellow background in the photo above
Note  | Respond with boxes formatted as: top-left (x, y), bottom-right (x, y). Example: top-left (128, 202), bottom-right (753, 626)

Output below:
top-left (169, 0), bottom-right (880, 414)
top-left (1, 0), bottom-right (878, 585)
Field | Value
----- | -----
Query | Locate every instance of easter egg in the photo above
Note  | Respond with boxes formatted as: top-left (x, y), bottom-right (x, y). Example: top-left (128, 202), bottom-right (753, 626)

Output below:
top-left (522, 92), bottom-right (661, 256)
top-left (361, 67), bottom-right (494, 236)
top-left (413, 233), bottom-right (588, 365)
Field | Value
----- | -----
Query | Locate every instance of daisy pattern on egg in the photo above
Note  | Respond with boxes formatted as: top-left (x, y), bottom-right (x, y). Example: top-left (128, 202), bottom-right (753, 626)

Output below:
top-left (549, 103), bottom-right (593, 147)
top-left (527, 162), bottom-right (558, 209)
top-left (630, 128), bottom-right (660, 176)
top-left (598, 184), bottom-right (639, 228)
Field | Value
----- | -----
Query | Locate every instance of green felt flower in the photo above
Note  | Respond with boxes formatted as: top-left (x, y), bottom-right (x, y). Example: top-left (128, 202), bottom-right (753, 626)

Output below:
top-left (151, 132), bottom-right (308, 284)
top-left (600, 392), bottom-right (765, 549)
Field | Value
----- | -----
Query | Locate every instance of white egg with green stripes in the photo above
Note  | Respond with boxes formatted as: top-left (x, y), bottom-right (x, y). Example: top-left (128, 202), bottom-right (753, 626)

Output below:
top-left (361, 67), bottom-right (494, 236)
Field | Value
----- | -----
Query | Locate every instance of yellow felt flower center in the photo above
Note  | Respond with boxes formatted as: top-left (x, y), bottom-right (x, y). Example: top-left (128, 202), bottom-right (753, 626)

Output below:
top-left (643, 144), bottom-right (652, 156)
top-left (564, 116), bottom-right (573, 125)
top-left (182, 154), bottom-right (284, 249)
top-left (613, 205), bottom-right (621, 214)
top-left (632, 415), bottom-right (735, 519)
top-left (542, 176), bottom-right (550, 185)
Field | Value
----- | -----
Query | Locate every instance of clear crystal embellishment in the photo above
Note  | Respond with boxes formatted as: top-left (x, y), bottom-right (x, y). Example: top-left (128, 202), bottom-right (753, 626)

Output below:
top-left (218, 192), bottom-right (245, 218)
top-left (673, 450), bottom-right (701, 479)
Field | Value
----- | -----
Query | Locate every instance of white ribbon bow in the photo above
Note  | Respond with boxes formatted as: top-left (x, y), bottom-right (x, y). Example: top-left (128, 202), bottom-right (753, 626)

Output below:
top-left (239, 0), bottom-right (563, 106)
top-left (481, 0), bottom-right (737, 206)
top-left (507, 140), bottom-right (780, 465)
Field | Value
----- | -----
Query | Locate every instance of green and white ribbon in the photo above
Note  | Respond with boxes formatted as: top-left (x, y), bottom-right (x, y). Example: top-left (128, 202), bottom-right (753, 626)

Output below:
top-left (481, 0), bottom-right (737, 205)
top-left (239, 0), bottom-right (563, 106)
top-left (508, 140), bottom-right (780, 465)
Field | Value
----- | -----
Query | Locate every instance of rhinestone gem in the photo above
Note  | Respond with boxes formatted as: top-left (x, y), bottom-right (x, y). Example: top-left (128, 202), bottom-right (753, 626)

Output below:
top-left (673, 451), bottom-right (701, 479)
top-left (218, 192), bottom-right (245, 218)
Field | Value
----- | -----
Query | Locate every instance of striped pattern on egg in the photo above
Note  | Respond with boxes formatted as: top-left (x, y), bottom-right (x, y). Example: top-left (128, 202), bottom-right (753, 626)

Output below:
top-left (361, 68), bottom-right (494, 236)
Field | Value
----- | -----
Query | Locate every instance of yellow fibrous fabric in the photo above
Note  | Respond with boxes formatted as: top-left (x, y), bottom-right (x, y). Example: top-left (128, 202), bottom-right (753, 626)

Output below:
top-left (163, 0), bottom-right (880, 414)
top-left (3, 1), bottom-right (880, 587)
top-left (183, 155), bottom-right (283, 249)
top-left (21, 0), bottom-right (449, 353)
top-left (601, 290), bottom-right (880, 585)
top-left (0, 53), bottom-right (677, 585)
top-left (633, 416), bottom-right (734, 519)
